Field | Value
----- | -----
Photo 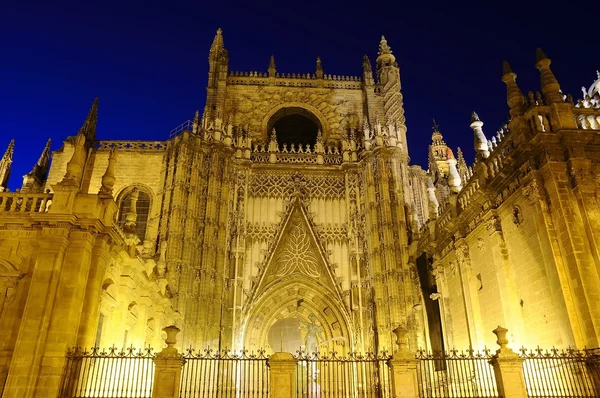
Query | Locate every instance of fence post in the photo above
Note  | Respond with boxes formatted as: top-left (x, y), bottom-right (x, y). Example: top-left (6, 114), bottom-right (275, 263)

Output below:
top-left (489, 326), bottom-right (528, 398)
top-left (389, 326), bottom-right (419, 398)
top-left (152, 325), bottom-right (185, 398)
top-left (267, 352), bottom-right (296, 398)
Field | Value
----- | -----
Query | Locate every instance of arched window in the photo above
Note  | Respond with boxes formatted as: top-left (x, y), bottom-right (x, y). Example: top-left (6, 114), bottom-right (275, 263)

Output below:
top-left (118, 189), bottom-right (151, 241)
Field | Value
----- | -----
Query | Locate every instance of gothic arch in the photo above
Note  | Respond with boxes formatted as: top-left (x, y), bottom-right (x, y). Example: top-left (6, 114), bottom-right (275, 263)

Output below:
top-left (241, 275), bottom-right (353, 354)
top-left (261, 103), bottom-right (330, 142)
top-left (116, 184), bottom-right (154, 241)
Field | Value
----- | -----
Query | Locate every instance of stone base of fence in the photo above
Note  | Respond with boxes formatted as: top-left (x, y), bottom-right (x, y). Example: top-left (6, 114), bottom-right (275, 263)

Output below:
top-left (490, 326), bottom-right (528, 398)
top-left (267, 352), bottom-right (296, 398)
top-left (152, 326), bottom-right (185, 398)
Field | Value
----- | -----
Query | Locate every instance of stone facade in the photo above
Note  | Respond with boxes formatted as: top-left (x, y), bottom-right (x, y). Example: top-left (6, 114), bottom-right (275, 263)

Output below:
top-left (0, 30), bottom-right (599, 397)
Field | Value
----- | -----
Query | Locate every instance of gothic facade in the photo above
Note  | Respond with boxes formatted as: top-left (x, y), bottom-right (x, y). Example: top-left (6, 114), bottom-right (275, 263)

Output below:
top-left (0, 30), bottom-right (600, 397)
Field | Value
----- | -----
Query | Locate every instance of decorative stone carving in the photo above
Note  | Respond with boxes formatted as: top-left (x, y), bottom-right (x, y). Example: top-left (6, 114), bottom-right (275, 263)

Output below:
top-left (486, 215), bottom-right (502, 235)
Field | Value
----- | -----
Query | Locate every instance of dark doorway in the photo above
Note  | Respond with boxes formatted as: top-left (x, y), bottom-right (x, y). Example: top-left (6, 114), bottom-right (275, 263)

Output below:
top-left (268, 107), bottom-right (321, 146)
top-left (416, 253), bottom-right (446, 363)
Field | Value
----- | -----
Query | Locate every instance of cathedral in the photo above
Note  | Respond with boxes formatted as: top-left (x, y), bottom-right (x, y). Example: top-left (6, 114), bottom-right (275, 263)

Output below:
top-left (1, 29), bottom-right (600, 397)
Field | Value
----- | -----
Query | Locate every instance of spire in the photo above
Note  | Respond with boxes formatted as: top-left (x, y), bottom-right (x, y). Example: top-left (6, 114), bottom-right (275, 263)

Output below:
top-left (210, 28), bottom-right (224, 53)
top-left (99, 148), bottom-right (117, 196)
top-left (535, 48), bottom-right (563, 103)
top-left (268, 55), bottom-right (276, 77)
top-left (0, 139), bottom-right (15, 190)
top-left (315, 56), bottom-right (323, 79)
top-left (21, 139), bottom-right (52, 192)
top-left (470, 111), bottom-right (490, 158)
top-left (362, 55), bottom-right (374, 86)
top-left (78, 98), bottom-right (99, 141)
top-left (431, 119), bottom-right (444, 145)
top-left (501, 61), bottom-right (525, 118)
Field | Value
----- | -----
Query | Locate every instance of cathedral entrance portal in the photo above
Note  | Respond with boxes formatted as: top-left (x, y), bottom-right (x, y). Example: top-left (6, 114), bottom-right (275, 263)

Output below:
top-left (241, 196), bottom-right (353, 354)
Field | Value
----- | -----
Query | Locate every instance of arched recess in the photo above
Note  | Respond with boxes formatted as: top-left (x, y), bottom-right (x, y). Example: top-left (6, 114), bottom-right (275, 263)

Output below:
top-left (241, 274), bottom-right (353, 355)
top-left (261, 103), bottom-right (330, 143)
top-left (116, 184), bottom-right (154, 241)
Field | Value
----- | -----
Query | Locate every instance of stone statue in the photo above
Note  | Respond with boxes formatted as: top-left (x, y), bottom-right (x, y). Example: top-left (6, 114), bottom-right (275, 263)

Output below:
top-left (299, 313), bottom-right (324, 354)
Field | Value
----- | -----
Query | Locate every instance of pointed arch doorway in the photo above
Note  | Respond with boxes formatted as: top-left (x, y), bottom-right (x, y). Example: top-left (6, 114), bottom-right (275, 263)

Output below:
top-left (240, 196), bottom-right (353, 355)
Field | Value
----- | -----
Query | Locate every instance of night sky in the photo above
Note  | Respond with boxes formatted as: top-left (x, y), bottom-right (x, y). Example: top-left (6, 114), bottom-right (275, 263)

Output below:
top-left (1, 1), bottom-right (597, 190)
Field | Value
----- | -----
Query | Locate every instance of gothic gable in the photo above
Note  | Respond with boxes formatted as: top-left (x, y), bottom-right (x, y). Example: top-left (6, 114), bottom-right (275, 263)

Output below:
top-left (250, 196), bottom-right (342, 301)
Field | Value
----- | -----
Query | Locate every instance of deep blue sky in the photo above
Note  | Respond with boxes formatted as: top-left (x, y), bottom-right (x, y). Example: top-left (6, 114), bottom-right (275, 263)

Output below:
top-left (1, 1), bottom-right (597, 190)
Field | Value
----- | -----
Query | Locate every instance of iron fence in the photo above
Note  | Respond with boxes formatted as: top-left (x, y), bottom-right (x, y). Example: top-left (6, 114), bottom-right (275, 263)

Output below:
top-left (179, 348), bottom-right (270, 398)
top-left (416, 349), bottom-right (500, 398)
top-left (58, 346), bottom-right (155, 398)
top-left (294, 351), bottom-right (392, 398)
top-left (520, 347), bottom-right (600, 397)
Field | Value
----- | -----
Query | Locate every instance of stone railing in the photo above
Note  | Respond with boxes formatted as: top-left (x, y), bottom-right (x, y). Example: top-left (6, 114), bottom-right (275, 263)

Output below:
top-left (227, 71), bottom-right (362, 89)
top-left (575, 108), bottom-right (600, 130)
top-left (93, 140), bottom-right (167, 151)
top-left (0, 192), bottom-right (53, 214)
top-left (249, 142), bottom-right (344, 165)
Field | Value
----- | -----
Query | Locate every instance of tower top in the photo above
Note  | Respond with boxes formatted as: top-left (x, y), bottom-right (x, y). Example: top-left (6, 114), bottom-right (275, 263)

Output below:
top-left (377, 35), bottom-right (396, 64)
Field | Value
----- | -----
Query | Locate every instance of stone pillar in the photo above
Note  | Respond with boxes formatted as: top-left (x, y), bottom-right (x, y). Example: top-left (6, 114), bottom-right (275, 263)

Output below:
top-left (76, 235), bottom-right (111, 348)
top-left (267, 352), bottom-right (296, 398)
top-left (389, 326), bottom-right (419, 398)
top-left (152, 326), bottom-right (185, 398)
top-left (489, 326), bottom-right (528, 398)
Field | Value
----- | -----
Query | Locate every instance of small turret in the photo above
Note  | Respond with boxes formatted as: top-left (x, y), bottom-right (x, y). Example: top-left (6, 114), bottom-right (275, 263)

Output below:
top-left (535, 48), bottom-right (563, 104)
top-left (427, 178), bottom-right (439, 219)
top-left (470, 111), bottom-right (490, 158)
top-left (362, 55), bottom-right (374, 86)
top-left (61, 132), bottom-right (87, 187)
top-left (501, 61), bottom-right (525, 118)
top-left (456, 147), bottom-right (468, 182)
top-left (21, 138), bottom-right (51, 193)
top-left (268, 55), bottom-right (276, 78)
top-left (192, 110), bottom-right (200, 134)
top-left (0, 139), bottom-right (14, 190)
top-left (315, 57), bottom-right (324, 79)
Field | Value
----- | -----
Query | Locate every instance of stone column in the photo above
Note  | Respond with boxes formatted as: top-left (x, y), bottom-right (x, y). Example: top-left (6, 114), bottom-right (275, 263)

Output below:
top-left (76, 235), bottom-right (111, 348)
top-left (267, 352), bottom-right (297, 398)
top-left (489, 326), bottom-right (528, 398)
top-left (389, 326), bottom-right (419, 398)
top-left (152, 326), bottom-right (185, 398)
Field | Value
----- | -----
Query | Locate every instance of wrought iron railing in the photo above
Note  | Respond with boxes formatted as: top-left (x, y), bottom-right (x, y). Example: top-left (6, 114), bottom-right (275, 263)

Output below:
top-left (58, 346), bottom-right (155, 398)
top-left (520, 347), bottom-right (600, 397)
top-left (294, 351), bottom-right (392, 398)
top-left (179, 348), bottom-right (270, 398)
top-left (416, 349), bottom-right (500, 398)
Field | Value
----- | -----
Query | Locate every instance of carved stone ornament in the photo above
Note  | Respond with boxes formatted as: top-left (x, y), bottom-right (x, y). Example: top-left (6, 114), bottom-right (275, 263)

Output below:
top-left (485, 215), bottom-right (502, 235)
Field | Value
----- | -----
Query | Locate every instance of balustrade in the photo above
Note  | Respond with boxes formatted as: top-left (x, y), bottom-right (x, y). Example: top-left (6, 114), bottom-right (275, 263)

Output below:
top-left (0, 192), bottom-right (53, 214)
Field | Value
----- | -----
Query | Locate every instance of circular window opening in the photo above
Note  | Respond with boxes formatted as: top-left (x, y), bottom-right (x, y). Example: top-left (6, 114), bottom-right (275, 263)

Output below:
top-left (268, 107), bottom-right (321, 146)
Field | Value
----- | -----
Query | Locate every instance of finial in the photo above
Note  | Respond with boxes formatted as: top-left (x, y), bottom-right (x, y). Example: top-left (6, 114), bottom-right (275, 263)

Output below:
top-left (502, 61), bottom-right (513, 75)
top-left (535, 47), bottom-right (548, 63)
top-left (535, 47), bottom-right (562, 103)
top-left (432, 118), bottom-right (440, 132)
top-left (210, 28), bottom-right (224, 51)
top-left (268, 55), bottom-right (276, 77)
top-left (99, 148), bottom-right (118, 196)
top-left (362, 55), bottom-right (372, 70)
top-left (502, 60), bottom-right (525, 117)
top-left (378, 35), bottom-right (392, 55)
top-left (470, 111), bottom-right (480, 123)
top-left (315, 56), bottom-right (323, 79)
top-left (61, 132), bottom-right (87, 186)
